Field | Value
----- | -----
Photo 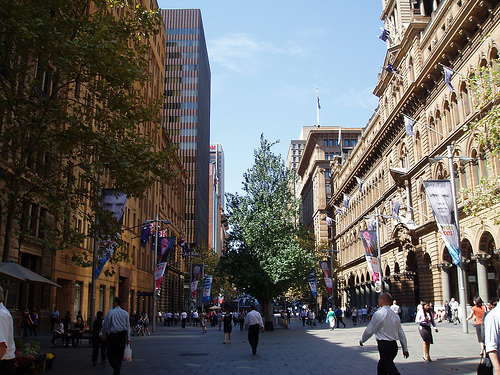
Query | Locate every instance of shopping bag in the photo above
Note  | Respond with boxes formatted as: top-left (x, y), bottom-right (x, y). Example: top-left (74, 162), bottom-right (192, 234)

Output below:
top-left (123, 344), bottom-right (132, 363)
top-left (477, 353), bottom-right (493, 375)
top-left (326, 317), bottom-right (329, 324)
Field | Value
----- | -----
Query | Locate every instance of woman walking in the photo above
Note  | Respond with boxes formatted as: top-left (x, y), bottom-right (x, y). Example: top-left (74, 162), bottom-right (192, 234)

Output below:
top-left (415, 302), bottom-right (438, 362)
top-left (21, 309), bottom-right (33, 338)
top-left (223, 309), bottom-right (232, 344)
top-left (466, 297), bottom-right (487, 354)
top-left (326, 308), bottom-right (336, 331)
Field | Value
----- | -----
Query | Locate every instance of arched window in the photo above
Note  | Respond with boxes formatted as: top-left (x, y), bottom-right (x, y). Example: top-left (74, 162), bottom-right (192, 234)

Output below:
top-left (435, 110), bottom-right (443, 143)
top-left (443, 101), bottom-right (452, 133)
top-left (451, 92), bottom-right (460, 125)
top-left (472, 149), bottom-right (481, 185)
top-left (428, 116), bottom-right (436, 148)
top-left (415, 130), bottom-right (422, 160)
top-left (460, 81), bottom-right (471, 117)
top-left (408, 56), bottom-right (415, 82)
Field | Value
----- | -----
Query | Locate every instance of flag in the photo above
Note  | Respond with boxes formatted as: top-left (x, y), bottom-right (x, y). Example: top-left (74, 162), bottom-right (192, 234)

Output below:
top-left (343, 193), bottom-right (350, 208)
top-left (140, 223), bottom-right (152, 247)
top-left (443, 65), bottom-right (454, 91)
top-left (379, 28), bottom-right (390, 42)
top-left (191, 264), bottom-right (203, 298)
top-left (319, 261), bottom-right (333, 295)
top-left (403, 114), bottom-right (415, 136)
top-left (334, 205), bottom-right (343, 216)
top-left (355, 176), bottom-right (364, 192)
top-left (308, 272), bottom-right (317, 297)
top-left (384, 63), bottom-right (398, 73)
top-left (392, 200), bottom-right (401, 220)
top-left (367, 217), bottom-right (376, 231)
top-left (423, 180), bottom-right (461, 266)
top-left (326, 216), bottom-right (333, 227)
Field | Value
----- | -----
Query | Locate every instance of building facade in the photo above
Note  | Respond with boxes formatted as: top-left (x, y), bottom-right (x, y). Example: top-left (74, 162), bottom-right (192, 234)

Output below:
top-left (209, 144), bottom-right (226, 256)
top-left (161, 9), bottom-right (211, 250)
top-left (328, 0), bottom-right (500, 319)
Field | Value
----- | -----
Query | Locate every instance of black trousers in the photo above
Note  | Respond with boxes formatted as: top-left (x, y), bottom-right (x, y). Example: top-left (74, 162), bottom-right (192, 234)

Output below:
top-left (0, 359), bottom-right (15, 375)
top-left (377, 340), bottom-right (400, 375)
top-left (248, 324), bottom-right (260, 353)
top-left (92, 337), bottom-right (107, 364)
top-left (107, 331), bottom-right (127, 375)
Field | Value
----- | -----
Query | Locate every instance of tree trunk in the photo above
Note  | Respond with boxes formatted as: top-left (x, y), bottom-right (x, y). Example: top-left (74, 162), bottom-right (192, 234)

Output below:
top-left (2, 193), bottom-right (18, 262)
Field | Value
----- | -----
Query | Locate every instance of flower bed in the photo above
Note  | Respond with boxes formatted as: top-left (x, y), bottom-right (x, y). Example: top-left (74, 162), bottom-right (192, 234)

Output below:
top-left (14, 340), bottom-right (56, 374)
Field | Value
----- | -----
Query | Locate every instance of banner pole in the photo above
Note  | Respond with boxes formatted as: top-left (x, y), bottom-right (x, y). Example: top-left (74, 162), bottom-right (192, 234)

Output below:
top-left (447, 145), bottom-right (468, 333)
top-left (375, 207), bottom-right (383, 293)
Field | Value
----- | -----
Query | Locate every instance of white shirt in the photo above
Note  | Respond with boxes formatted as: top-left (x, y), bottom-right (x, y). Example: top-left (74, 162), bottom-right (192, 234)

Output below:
top-left (360, 306), bottom-right (408, 352)
top-left (192, 311), bottom-right (198, 319)
top-left (180, 312), bottom-right (187, 319)
top-left (102, 306), bottom-right (131, 340)
top-left (390, 304), bottom-right (401, 314)
top-left (0, 302), bottom-right (15, 360)
top-left (485, 304), bottom-right (500, 353)
top-left (450, 300), bottom-right (459, 310)
top-left (244, 310), bottom-right (264, 328)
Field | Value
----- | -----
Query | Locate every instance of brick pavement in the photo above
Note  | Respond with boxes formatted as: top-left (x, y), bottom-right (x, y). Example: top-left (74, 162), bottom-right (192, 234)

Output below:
top-left (27, 316), bottom-right (482, 375)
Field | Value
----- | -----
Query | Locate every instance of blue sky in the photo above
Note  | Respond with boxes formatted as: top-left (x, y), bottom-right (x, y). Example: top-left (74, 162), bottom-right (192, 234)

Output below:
top-left (157, 0), bottom-right (387, 198)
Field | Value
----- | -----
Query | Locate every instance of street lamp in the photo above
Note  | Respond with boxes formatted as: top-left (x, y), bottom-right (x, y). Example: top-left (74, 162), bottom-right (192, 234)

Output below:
top-left (143, 215), bottom-right (170, 333)
top-left (364, 209), bottom-right (391, 294)
top-left (429, 145), bottom-right (472, 333)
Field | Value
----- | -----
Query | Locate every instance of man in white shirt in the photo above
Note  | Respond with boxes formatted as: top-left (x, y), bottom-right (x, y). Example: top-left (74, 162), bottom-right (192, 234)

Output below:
top-left (450, 298), bottom-right (460, 324)
top-left (0, 286), bottom-right (16, 375)
top-left (180, 311), bottom-right (187, 328)
top-left (360, 293), bottom-right (409, 374)
top-left (192, 310), bottom-right (199, 327)
top-left (485, 290), bottom-right (500, 375)
top-left (390, 300), bottom-right (402, 320)
top-left (102, 297), bottom-right (130, 375)
top-left (244, 304), bottom-right (264, 355)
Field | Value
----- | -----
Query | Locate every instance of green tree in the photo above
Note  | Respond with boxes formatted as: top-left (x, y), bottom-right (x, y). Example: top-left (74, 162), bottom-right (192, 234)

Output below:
top-left (463, 60), bottom-right (500, 223)
top-left (218, 135), bottom-right (314, 322)
top-left (0, 0), bottom-right (177, 262)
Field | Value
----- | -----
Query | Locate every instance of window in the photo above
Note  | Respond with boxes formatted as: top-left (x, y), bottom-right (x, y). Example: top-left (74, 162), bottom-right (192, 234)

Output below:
top-left (165, 28), bottom-right (200, 35)
top-left (324, 140), bottom-right (328, 147)
top-left (351, 140), bottom-right (357, 146)
top-left (166, 64), bottom-right (182, 71)
top-left (324, 169), bottom-right (330, 179)
top-left (329, 140), bottom-right (334, 147)
top-left (74, 282), bottom-right (83, 321)
top-left (182, 77), bottom-right (198, 84)
top-left (182, 64), bottom-right (197, 72)
top-left (181, 52), bottom-right (199, 59)
top-left (167, 52), bottom-right (181, 59)
top-left (180, 115), bottom-right (197, 123)
top-left (181, 102), bottom-right (198, 110)
top-left (182, 90), bottom-right (198, 97)
top-left (109, 287), bottom-right (116, 310)
top-left (99, 286), bottom-right (105, 312)
top-left (165, 90), bottom-right (181, 96)
top-left (344, 139), bottom-right (350, 147)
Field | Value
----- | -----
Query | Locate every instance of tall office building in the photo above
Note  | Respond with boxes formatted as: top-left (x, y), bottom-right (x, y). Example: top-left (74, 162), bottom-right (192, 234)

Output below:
top-left (161, 9), bottom-right (211, 248)
top-left (209, 144), bottom-right (225, 255)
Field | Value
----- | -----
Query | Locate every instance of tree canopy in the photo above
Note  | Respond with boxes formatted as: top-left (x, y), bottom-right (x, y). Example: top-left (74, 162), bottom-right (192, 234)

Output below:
top-left (218, 135), bottom-right (314, 318)
top-left (0, 0), bottom-right (177, 262)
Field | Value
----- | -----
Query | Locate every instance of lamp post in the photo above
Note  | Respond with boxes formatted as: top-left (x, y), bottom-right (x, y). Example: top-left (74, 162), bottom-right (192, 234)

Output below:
top-left (429, 145), bottom-right (472, 333)
top-left (143, 215), bottom-right (170, 333)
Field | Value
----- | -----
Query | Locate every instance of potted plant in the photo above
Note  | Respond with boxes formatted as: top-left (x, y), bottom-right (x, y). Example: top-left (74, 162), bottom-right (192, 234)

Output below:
top-left (45, 353), bottom-right (56, 370)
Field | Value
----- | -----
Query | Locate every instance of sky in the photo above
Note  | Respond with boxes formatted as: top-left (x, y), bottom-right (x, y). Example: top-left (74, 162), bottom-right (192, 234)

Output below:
top-left (157, 0), bottom-right (388, 198)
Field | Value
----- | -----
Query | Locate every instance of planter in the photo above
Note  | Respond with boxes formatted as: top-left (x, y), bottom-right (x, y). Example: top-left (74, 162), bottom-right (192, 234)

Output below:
top-left (46, 359), bottom-right (54, 370)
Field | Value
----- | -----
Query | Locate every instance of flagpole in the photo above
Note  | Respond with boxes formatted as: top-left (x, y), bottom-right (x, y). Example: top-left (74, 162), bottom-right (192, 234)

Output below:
top-left (316, 88), bottom-right (320, 126)
top-left (437, 62), bottom-right (464, 77)
top-left (360, 104), bottom-right (387, 120)
top-left (153, 212), bottom-right (158, 333)
top-left (379, 65), bottom-right (415, 83)
top-left (375, 207), bottom-right (383, 293)
top-left (404, 114), bottom-right (444, 136)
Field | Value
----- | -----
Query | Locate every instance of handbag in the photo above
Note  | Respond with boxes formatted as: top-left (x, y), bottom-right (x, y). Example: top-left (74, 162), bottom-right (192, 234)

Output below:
top-left (477, 353), bottom-right (493, 375)
top-left (123, 344), bottom-right (132, 362)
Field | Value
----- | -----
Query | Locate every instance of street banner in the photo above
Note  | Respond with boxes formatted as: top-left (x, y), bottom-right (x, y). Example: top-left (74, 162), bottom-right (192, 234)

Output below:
top-left (191, 264), bottom-right (202, 298)
top-left (308, 272), bottom-right (317, 297)
top-left (360, 230), bottom-right (381, 284)
top-left (423, 180), bottom-right (461, 265)
top-left (319, 261), bottom-right (333, 294)
top-left (202, 275), bottom-right (213, 303)
top-left (218, 294), bottom-right (224, 305)
top-left (157, 236), bottom-right (175, 263)
top-left (95, 189), bottom-right (127, 279)
top-left (154, 262), bottom-right (167, 290)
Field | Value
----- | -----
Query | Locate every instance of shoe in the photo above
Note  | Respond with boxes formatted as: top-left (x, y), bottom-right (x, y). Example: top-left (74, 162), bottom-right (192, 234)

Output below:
top-left (223, 342), bottom-right (226, 344)
top-left (252, 349), bottom-right (256, 355)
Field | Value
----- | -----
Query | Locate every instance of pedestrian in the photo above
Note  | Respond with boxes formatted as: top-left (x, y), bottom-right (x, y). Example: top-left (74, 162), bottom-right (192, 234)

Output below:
top-left (30, 309), bottom-right (38, 337)
top-left (359, 292), bottom-right (409, 374)
top-left (286, 308), bottom-right (291, 324)
top-left (239, 310), bottom-right (246, 330)
top-left (102, 297), bottom-right (130, 375)
top-left (200, 312), bottom-right (207, 333)
top-left (192, 310), bottom-right (199, 327)
top-left (336, 307), bottom-right (346, 328)
top-left (415, 302), bottom-right (438, 362)
top-left (63, 311), bottom-right (71, 345)
top-left (300, 308), bottom-right (307, 326)
top-left (444, 300), bottom-right (450, 321)
top-left (181, 311), bottom-right (187, 328)
top-left (140, 311), bottom-right (150, 335)
top-left (174, 312), bottom-right (179, 325)
top-left (92, 311), bottom-right (107, 366)
top-left (390, 300), bottom-right (402, 320)
top-left (352, 307), bottom-right (358, 326)
top-left (72, 317), bottom-right (85, 347)
top-left (362, 306), bottom-right (368, 322)
top-left (308, 309), bottom-right (316, 328)
top-left (326, 308), bottom-right (336, 331)
top-left (223, 309), bottom-right (232, 344)
top-left (467, 297), bottom-right (487, 355)
top-left (50, 306), bottom-right (60, 331)
top-left (217, 311), bottom-right (223, 330)
top-left (0, 285), bottom-right (16, 375)
top-left (21, 309), bottom-right (33, 338)
top-left (485, 291), bottom-right (500, 374)
top-left (244, 304), bottom-right (264, 355)
top-left (51, 319), bottom-right (64, 345)
top-left (450, 297), bottom-right (460, 324)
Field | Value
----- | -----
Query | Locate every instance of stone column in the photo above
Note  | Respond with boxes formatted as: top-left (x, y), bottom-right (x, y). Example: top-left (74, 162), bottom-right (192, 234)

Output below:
top-left (476, 256), bottom-right (490, 304)
top-left (441, 265), bottom-right (451, 304)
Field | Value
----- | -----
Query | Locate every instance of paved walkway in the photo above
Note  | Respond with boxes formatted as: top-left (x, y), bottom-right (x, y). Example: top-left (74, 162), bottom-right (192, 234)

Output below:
top-left (26, 317), bottom-right (482, 375)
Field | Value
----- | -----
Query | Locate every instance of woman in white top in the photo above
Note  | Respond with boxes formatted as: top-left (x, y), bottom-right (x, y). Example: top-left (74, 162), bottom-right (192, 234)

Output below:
top-left (415, 302), bottom-right (438, 362)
